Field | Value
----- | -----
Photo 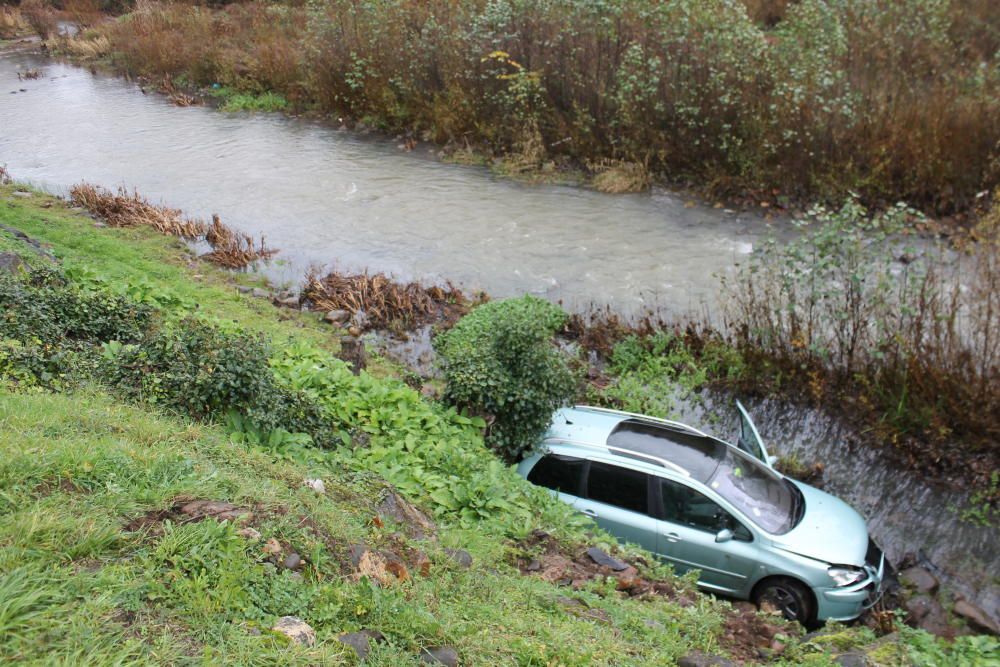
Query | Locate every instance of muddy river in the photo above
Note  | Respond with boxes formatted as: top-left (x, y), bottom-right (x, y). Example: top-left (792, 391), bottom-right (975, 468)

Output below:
top-left (0, 50), bottom-right (781, 316)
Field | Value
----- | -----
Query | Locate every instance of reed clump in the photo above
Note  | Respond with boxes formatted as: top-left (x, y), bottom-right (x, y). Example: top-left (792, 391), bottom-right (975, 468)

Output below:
top-left (69, 183), bottom-right (275, 268)
top-left (301, 268), bottom-right (468, 331)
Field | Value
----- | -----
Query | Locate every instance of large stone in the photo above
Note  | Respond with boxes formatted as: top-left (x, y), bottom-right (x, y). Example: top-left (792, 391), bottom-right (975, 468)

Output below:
top-left (251, 287), bottom-right (271, 299)
top-left (905, 595), bottom-right (952, 637)
top-left (677, 652), bottom-right (736, 667)
top-left (274, 295), bottom-right (300, 309)
top-left (834, 651), bottom-right (869, 667)
top-left (377, 489), bottom-right (435, 539)
top-left (337, 629), bottom-right (385, 659)
top-left (444, 548), bottom-right (473, 569)
top-left (272, 616), bottom-right (315, 646)
top-left (585, 547), bottom-right (629, 572)
top-left (324, 309), bottom-right (350, 324)
top-left (899, 567), bottom-right (939, 595)
top-left (0, 252), bottom-right (25, 274)
top-left (419, 646), bottom-right (459, 666)
top-left (953, 599), bottom-right (999, 635)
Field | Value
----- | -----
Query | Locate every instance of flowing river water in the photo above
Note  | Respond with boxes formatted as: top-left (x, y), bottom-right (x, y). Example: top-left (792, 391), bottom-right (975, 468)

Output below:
top-left (1, 48), bottom-right (997, 624)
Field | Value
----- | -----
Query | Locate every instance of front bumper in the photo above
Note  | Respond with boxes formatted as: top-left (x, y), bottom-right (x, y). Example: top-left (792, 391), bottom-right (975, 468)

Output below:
top-left (815, 545), bottom-right (885, 621)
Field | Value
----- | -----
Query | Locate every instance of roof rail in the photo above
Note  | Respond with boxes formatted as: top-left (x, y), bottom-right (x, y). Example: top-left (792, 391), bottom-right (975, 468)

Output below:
top-left (571, 405), bottom-right (710, 438)
top-left (543, 437), bottom-right (691, 477)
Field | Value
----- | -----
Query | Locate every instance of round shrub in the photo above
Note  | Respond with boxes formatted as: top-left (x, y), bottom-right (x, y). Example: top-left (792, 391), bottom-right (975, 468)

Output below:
top-left (434, 296), bottom-right (576, 461)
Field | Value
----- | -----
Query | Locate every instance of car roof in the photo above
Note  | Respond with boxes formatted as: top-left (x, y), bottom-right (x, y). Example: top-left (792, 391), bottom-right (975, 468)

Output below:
top-left (544, 406), bottom-right (727, 482)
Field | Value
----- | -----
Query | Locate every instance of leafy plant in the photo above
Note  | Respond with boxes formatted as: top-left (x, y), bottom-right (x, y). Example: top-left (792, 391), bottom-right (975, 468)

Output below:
top-left (434, 296), bottom-right (576, 461)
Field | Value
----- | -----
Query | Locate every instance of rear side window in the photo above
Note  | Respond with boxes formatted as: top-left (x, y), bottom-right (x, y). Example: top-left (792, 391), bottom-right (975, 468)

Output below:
top-left (527, 454), bottom-right (585, 495)
top-left (585, 461), bottom-right (648, 514)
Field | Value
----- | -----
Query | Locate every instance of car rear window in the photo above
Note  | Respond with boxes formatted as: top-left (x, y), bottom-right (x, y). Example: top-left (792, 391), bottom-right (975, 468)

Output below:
top-left (527, 454), bottom-right (585, 495)
top-left (585, 461), bottom-right (648, 514)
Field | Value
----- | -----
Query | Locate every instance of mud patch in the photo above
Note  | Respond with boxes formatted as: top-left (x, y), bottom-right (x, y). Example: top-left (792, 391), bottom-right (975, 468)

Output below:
top-left (123, 498), bottom-right (254, 534)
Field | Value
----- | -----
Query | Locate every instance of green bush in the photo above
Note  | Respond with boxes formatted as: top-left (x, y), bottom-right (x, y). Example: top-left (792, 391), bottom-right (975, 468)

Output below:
top-left (102, 317), bottom-right (333, 442)
top-left (0, 267), bottom-right (153, 388)
top-left (434, 296), bottom-right (576, 461)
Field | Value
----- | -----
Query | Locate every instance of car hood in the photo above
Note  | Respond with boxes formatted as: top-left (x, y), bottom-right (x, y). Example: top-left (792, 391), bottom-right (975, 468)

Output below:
top-left (770, 481), bottom-right (869, 567)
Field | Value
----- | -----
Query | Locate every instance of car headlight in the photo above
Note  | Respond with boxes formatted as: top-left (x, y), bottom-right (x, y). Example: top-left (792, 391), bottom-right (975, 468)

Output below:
top-left (828, 566), bottom-right (866, 587)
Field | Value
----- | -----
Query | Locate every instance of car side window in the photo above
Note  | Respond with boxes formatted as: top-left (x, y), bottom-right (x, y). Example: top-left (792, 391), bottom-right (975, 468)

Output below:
top-left (527, 454), bottom-right (585, 496)
top-left (585, 461), bottom-right (648, 513)
top-left (659, 478), bottom-right (752, 541)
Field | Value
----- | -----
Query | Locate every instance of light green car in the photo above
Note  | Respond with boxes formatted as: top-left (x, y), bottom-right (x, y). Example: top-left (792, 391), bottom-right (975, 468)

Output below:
top-left (516, 404), bottom-right (885, 625)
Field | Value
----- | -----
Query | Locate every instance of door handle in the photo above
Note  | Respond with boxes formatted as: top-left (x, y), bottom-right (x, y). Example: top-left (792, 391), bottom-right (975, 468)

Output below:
top-left (663, 532), bottom-right (682, 543)
top-left (581, 508), bottom-right (597, 517)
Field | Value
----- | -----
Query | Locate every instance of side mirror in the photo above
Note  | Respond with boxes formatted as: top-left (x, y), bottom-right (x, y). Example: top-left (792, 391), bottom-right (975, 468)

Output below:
top-left (715, 528), bottom-right (733, 543)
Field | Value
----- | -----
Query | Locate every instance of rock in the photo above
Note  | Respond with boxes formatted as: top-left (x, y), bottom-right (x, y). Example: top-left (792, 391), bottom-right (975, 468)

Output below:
top-left (377, 489), bottom-right (436, 539)
top-left (93, 222), bottom-right (107, 228)
top-left (339, 336), bottom-right (367, 375)
top-left (444, 548), bottom-right (473, 569)
top-left (586, 547), bottom-right (629, 572)
top-left (351, 309), bottom-right (369, 329)
top-left (275, 295), bottom-right (300, 308)
top-left (677, 651), bottom-right (737, 667)
top-left (236, 285), bottom-right (253, 294)
top-left (348, 543), bottom-right (370, 569)
top-left (272, 616), bottom-right (315, 646)
top-left (12, 190), bottom-right (31, 198)
top-left (899, 567), bottom-right (939, 595)
top-left (251, 287), bottom-right (271, 299)
top-left (303, 478), bottom-right (326, 494)
top-left (323, 309), bottom-right (350, 324)
top-left (237, 527), bottom-right (262, 541)
top-left (906, 595), bottom-right (952, 637)
top-left (263, 538), bottom-right (283, 557)
top-left (525, 559), bottom-right (542, 572)
top-left (953, 599), bottom-right (999, 635)
top-left (282, 553), bottom-right (302, 570)
top-left (337, 630), bottom-right (385, 660)
top-left (419, 646), bottom-right (459, 666)
top-left (834, 651), bottom-right (868, 667)
top-left (0, 252), bottom-right (25, 274)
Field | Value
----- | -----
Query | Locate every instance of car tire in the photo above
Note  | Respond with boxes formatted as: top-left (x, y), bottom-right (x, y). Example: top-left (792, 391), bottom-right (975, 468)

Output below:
top-left (752, 577), bottom-right (816, 626)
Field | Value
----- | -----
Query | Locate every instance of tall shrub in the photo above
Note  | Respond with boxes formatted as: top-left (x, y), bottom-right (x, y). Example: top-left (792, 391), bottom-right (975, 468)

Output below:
top-left (434, 296), bottom-right (576, 461)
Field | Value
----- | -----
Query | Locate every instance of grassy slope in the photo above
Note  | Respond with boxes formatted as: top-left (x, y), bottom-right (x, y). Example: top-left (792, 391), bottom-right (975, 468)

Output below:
top-left (0, 187), bottom-right (731, 664)
top-left (1, 389), bottom-right (727, 665)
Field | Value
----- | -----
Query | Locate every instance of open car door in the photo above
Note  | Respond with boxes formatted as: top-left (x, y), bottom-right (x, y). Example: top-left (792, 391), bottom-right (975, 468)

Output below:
top-left (736, 400), bottom-right (777, 467)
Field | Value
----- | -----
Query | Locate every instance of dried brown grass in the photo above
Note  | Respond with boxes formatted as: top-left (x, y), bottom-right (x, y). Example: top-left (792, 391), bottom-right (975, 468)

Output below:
top-left (19, 0), bottom-right (55, 40)
top-left (301, 268), bottom-right (467, 331)
top-left (0, 6), bottom-right (29, 39)
top-left (69, 183), bottom-right (276, 269)
top-left (590, 160), bottom-right (651, 194)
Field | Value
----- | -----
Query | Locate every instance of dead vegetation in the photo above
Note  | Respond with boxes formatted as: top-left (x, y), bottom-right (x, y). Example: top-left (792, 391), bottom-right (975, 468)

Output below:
top-left (301, 267), bottom-right (469, 331)
top-left (0, 7), bottom-right (29, 40)
top-left (70, 183), bottom-right (276, 268)
top-left (589, 159), bottom-right (651, 194)
top-left (513, 529), bottom-right (791, 663)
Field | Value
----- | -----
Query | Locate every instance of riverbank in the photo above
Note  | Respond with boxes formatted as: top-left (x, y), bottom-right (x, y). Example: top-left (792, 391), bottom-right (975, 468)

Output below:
top-left (34, 0), bottom-right (1000, 218)
top-left (4, 183), bottom-right (999, 664)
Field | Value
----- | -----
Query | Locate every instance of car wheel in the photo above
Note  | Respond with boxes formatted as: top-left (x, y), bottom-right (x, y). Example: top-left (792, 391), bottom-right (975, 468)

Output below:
top-left (752, 577), bottom-right (815, 625)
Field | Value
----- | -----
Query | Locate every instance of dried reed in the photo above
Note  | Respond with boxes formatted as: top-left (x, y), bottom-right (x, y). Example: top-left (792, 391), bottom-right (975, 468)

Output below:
top-left (70, 183), bottom-right (276, 269)
top-left (301, 268), bottom-right (467, 330)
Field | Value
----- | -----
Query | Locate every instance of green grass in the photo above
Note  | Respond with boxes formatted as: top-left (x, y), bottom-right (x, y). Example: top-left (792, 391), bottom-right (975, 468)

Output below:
top-left (0, 388), bottom-right (728, 665)
top-left (211, 87), bottom-right (289, 113)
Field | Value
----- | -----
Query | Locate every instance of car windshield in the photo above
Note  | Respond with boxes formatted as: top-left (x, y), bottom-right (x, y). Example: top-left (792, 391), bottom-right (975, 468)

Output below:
top-left (707, 447), bottom-right (800, 534)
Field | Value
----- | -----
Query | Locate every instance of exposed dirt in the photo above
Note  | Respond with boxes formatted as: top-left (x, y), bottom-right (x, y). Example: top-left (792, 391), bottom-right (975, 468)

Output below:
top-left (512, 530), bottom-right (792, 664)
top-left (123, 497), bottom-right (255, 534)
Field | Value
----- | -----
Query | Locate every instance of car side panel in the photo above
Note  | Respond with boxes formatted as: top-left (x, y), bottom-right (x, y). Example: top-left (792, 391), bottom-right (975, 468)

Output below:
top-left (655, 521), bottom-right (761, 596)
top-left (574, 497), bottom-right (658, 554)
